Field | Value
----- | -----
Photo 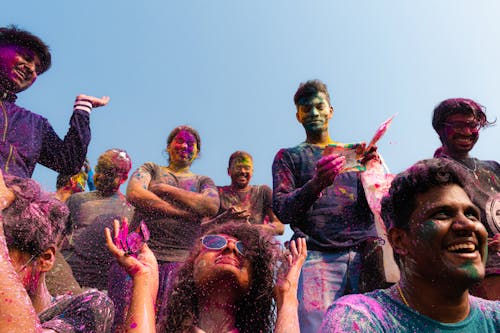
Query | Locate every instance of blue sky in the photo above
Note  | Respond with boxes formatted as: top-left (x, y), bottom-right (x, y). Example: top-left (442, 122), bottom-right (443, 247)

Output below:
top-left (2, 1), bottom-right (499, 240)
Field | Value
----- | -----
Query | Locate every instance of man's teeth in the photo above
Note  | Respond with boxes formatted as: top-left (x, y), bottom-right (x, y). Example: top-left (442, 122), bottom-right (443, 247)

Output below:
top-left (447, 243), bottom-right (476, 252)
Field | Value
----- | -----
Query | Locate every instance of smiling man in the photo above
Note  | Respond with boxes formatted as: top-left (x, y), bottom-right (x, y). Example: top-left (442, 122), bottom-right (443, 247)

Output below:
top-left (0, 25), bottom-right (109, 181)
top-left (319, 159), bottom-right (500, 332)
top-left (272, 80), bottom-right (377, 333)
top-left (432, 98), bottom-right (499, 300)
top-left (217, 151), bottom-right (284, 235)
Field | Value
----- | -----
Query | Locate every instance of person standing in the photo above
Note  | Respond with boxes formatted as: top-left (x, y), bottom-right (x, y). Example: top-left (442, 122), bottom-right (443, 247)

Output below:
top-left (320, 159), bottom-right (500, 332)
top-left (432, 98), bottom-right (499, 300)
top-left (62, 149), bottom-right (134, 291)
top-left (217, 150), bottom-right (284, 235)
top-left (0, 25), bottom-right (109, 180)
top-left (272, 80), bottom-right (376, 333)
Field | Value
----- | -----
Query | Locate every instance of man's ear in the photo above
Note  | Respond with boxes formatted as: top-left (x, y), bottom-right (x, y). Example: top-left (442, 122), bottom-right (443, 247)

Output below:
top-left (328, 106), bottom-right (334, 120)
top-left (388, 227), bottom-right (409, 257)
top-left (38, 246), bottom-right (56, 273)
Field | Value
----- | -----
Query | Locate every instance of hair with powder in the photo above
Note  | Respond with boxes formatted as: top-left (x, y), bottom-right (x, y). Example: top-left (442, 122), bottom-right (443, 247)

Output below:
top-left (2, 175), bottom-right (69, 255)
top-left (94, 149), bottom-right (132, 195)
top-left (162, 222), bottom-right (279, 333)
top-left (0, 25), bottom-right (51, 74)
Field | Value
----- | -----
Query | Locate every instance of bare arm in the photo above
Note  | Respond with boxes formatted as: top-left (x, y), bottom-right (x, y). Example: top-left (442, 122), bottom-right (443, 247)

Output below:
top-left (259, 185), bottom-right (285, 235)
top-left (126, 168), bottom-right (198, 220)
top-left (275, 238), bottom-right (307, 333)
top-left (106, 219), bottom-right (158, 333)
top-left (0, 209), bottom-right (41, 332)
top-left (149, 182), bottom-right (219, 217)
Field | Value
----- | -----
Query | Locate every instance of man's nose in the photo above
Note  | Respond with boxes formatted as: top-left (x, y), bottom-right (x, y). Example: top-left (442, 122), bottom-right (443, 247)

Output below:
top-left (23, 62), bottom-right (37, 79)
top-left (451, 213), bottom-right (478, 234)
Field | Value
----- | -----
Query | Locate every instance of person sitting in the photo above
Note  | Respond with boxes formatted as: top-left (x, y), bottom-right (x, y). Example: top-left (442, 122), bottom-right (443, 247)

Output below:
top-left (214, 150), bottom-right (285, 235)
top-left (319, 159), bottom-right (500, 332)
top-left (106, 220), bottom-right (306, 333)
top-left (0, 171), bottom-right (114, 332)
top-left (63, 148), bottom-right (134, 291)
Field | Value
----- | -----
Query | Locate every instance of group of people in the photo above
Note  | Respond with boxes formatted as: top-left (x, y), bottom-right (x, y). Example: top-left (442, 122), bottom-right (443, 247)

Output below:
top-left (0, 25), bottom-right (498, 332)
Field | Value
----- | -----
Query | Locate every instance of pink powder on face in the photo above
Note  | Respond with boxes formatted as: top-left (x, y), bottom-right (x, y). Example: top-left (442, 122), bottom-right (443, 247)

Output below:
top-left (130, 322), bottom-right (137, 328)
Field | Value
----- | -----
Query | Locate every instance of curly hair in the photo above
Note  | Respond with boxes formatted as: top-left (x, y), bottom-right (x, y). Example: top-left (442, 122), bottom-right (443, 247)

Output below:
top-left (2, 175), bottom-right (69, 255)
top-left (94, 148), bottom-right (132, 195)
top-left (293, 79), bottom-right (331, 107)
top-left (162, 222), bottom-right (279, 333)
top-left (432, 98), bottom-right (496, 135)
top-left (0, 25), bottom-right (51, 74)
top-left (380, 158), bottom-right (474, 264)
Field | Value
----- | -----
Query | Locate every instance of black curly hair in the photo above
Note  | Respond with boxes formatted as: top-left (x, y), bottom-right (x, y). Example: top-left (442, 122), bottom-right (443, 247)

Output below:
top-left (380, 158), bottom-right (474, 264)
top-left (161, 222), bottom-right (280, 333)
top-left (0, 25), bottom-right (51, 74)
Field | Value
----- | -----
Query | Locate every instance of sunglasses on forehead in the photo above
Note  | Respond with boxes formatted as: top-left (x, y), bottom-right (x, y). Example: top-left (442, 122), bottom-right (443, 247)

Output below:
top-left (200, 235), bottom-right (245, 256)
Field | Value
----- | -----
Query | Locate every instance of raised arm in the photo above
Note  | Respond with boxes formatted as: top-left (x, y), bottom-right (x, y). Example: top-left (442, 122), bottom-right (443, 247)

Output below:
top-left (106, 219), bottom-right (158, 333)
top-left (272, 149), bottom-right (345, 224)
top-left (126, 166), bottom-right (199, 220)
top-left (39, 94), bottom-right (109, 175)
top-left (275, 238), bottom-right (307, 333)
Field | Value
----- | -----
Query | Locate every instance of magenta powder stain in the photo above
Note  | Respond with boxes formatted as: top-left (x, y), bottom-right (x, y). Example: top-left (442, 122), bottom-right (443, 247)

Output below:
top-left (130, 322), bottom-right (138, 328)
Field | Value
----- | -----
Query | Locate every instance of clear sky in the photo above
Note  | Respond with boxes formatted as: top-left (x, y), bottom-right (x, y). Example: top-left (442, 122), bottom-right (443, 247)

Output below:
top-left (2, 1), bottom-right (499, 241)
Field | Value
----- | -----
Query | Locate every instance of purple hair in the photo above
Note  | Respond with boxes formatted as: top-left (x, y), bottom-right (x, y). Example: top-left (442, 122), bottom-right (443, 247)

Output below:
top-left (2, 175), bottom-right (69, 255)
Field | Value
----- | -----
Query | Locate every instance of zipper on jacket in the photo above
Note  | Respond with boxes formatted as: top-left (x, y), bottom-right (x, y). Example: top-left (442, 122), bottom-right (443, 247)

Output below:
top-left (5, 144), bottom-right (13, 172)
top-left (1, 101), bottom-right (8, 142)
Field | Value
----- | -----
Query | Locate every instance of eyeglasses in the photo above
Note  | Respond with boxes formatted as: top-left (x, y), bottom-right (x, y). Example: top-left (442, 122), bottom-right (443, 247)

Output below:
top-left (200, 235), bottom-right (245, 256)
top-left (443, 121), bottom-right (481, 132)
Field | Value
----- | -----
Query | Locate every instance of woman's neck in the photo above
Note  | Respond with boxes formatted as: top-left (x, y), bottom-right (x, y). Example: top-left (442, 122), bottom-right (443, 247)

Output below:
top-left (166, 163), bottom-right (192, 175)
top-left (196, 292), bottom-right (238, 333)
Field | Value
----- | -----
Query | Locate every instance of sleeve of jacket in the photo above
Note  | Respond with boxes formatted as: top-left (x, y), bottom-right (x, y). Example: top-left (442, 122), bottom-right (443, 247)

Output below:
top-left (272, 148), bottom-right (321, 225)
top-left (38, 110), bottom-right (91, 175)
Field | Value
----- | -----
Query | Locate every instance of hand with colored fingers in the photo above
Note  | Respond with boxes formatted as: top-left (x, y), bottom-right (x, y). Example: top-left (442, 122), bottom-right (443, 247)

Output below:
top-left (105, 218), bottom-right (158, 285)
top-left (275, 238), bottom-right (307, 306)
top-left (313, 154), bottom-right (345, 189)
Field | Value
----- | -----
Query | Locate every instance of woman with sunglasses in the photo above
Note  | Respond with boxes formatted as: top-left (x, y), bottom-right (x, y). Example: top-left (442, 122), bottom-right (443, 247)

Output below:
top-left (107, 220), bottom-right (306, 333)
top-left (108, 125), bottom-right (220, 331)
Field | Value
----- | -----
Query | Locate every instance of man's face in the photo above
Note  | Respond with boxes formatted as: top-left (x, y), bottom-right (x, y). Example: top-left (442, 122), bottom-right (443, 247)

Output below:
top-left (404, 184), bottom-right (487, 286)
top-left (439, 113), bottom-right (480, 156)
top-left (229, 159), bottom-right (253, 190)
top-left (296, 92), bottom-right (333, 134)
top-left (0, 45), bottom-right (40, 93)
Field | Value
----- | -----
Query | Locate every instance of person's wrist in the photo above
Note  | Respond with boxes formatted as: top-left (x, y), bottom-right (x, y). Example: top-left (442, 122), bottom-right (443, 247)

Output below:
top-left (73, 97), bottom-right (93, 114)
